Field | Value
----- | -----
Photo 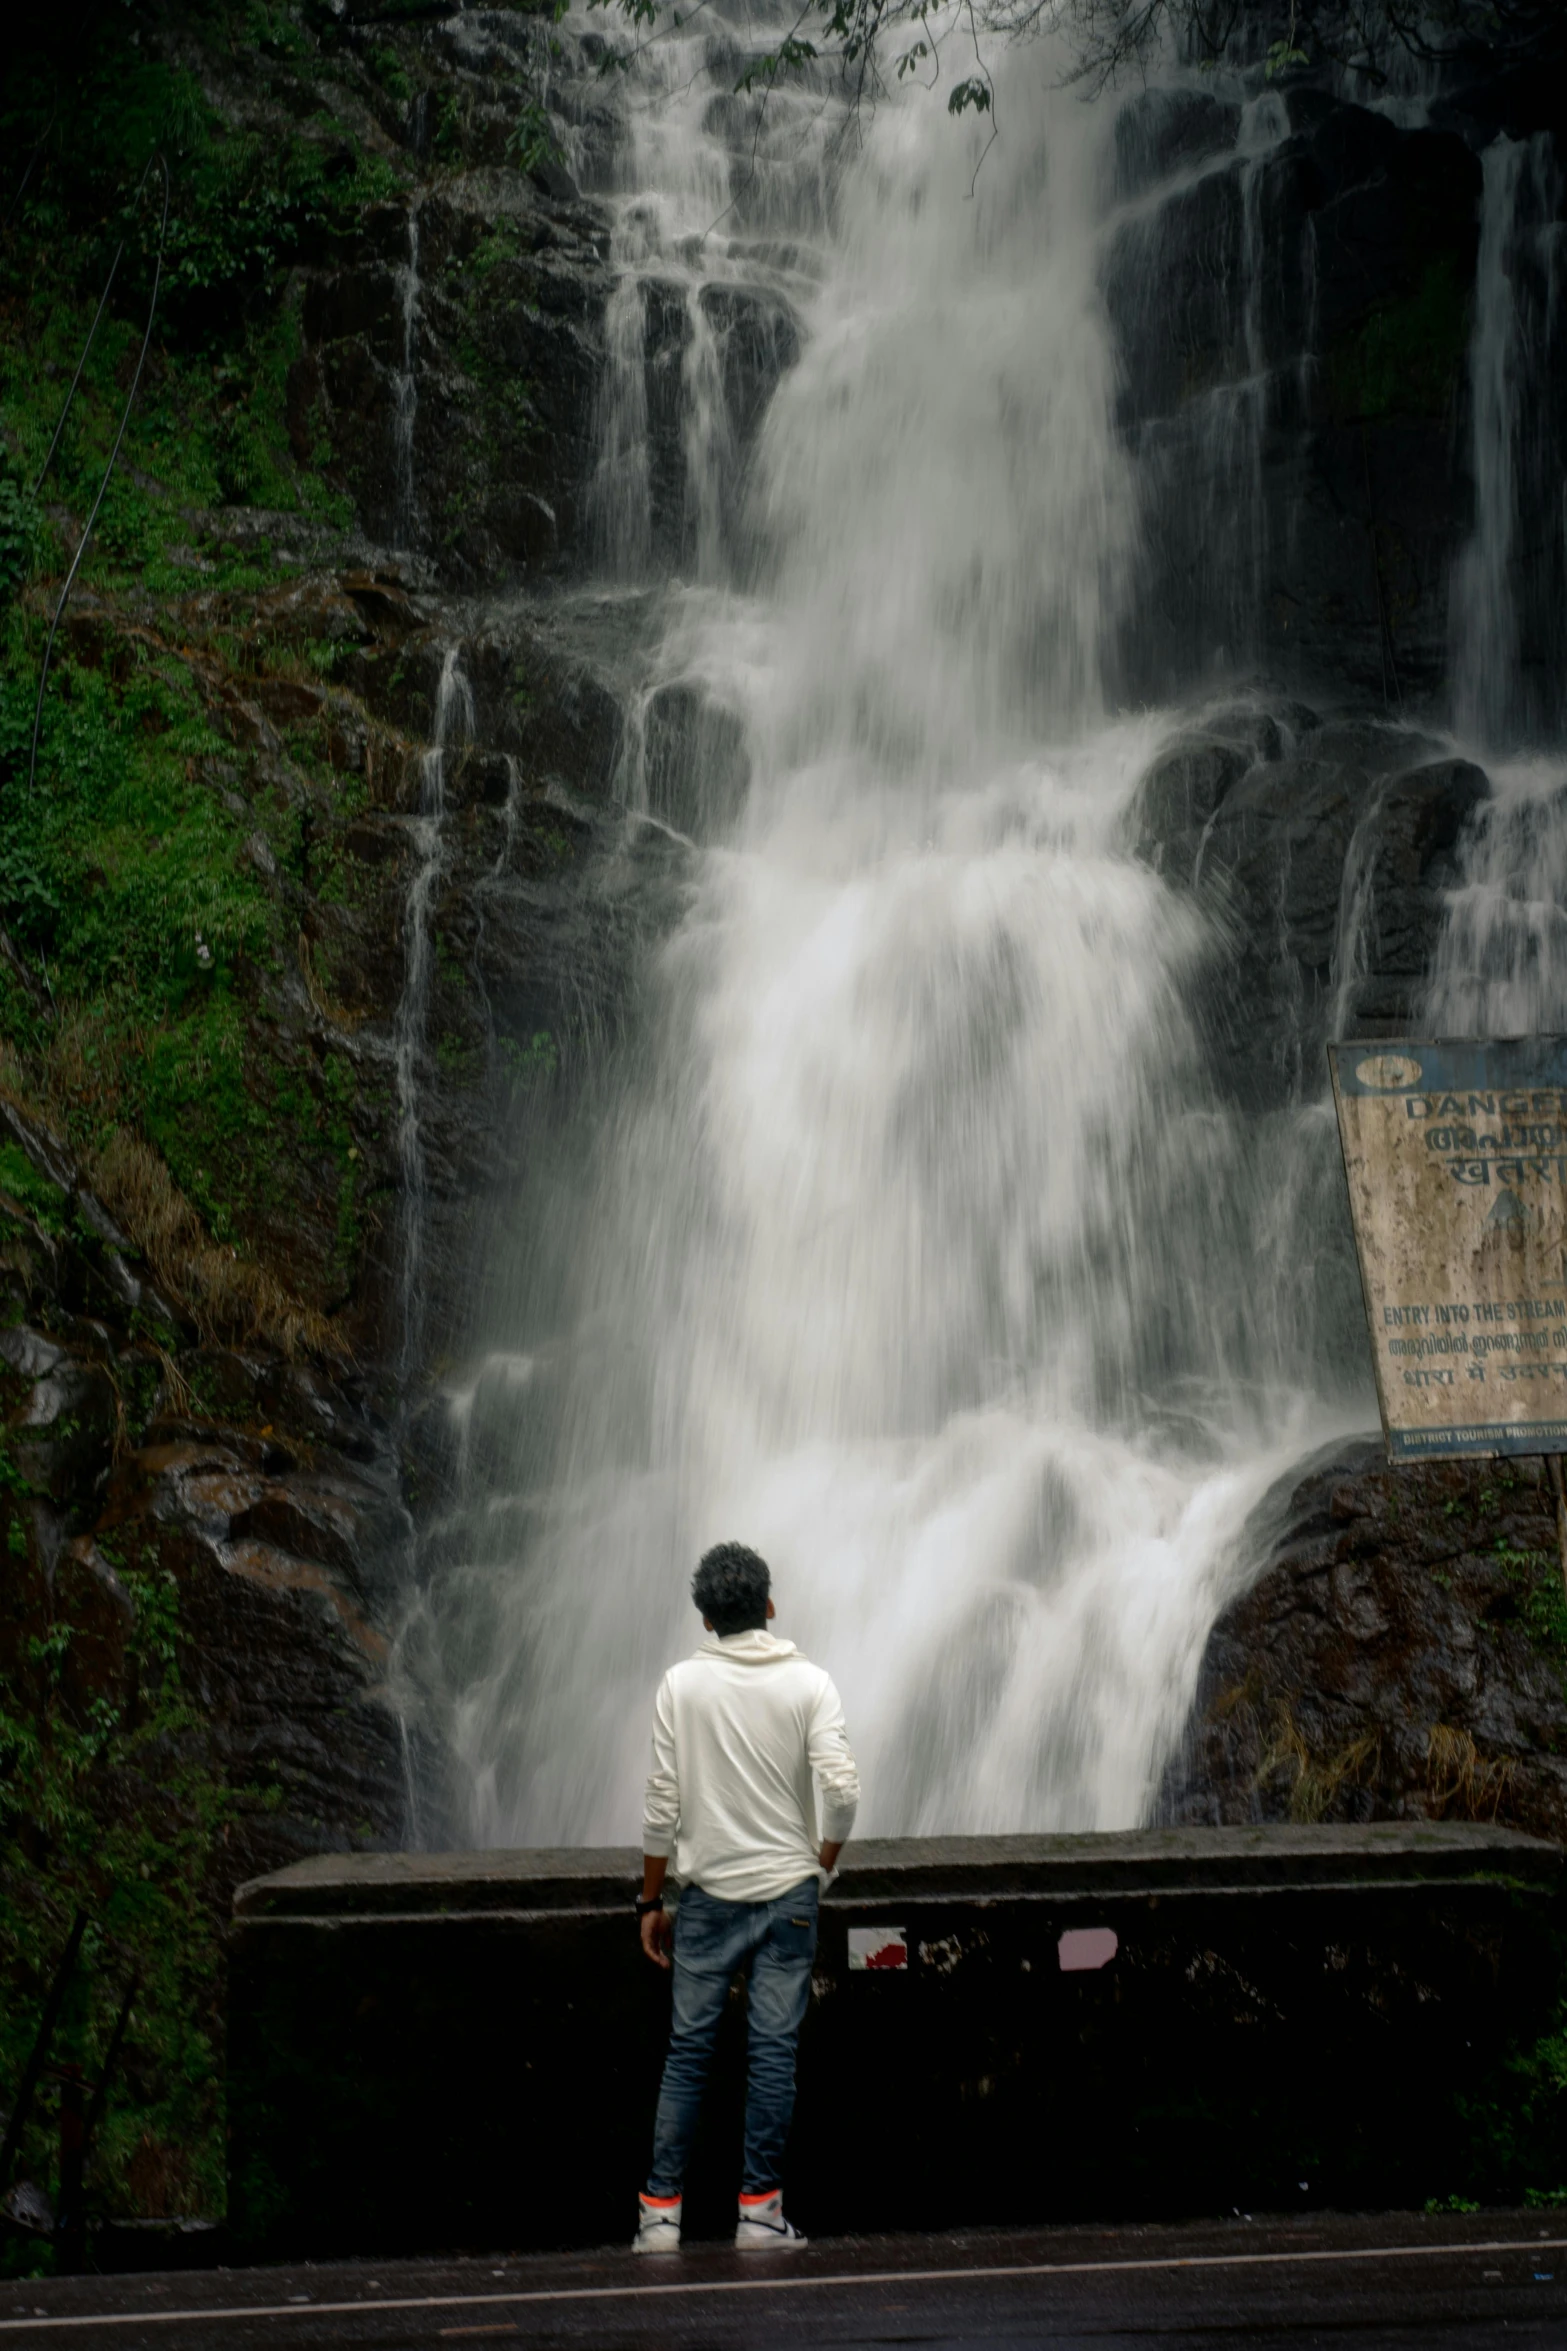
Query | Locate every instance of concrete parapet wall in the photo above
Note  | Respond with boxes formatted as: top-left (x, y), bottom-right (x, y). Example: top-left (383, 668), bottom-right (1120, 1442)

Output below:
top-left (228, 1825), bottom-right (1565, 2257)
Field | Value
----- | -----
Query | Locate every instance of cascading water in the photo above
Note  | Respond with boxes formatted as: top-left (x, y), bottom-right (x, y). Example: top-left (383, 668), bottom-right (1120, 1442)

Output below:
top-left (392, 209), bottom-right (422, 550)
top-left (584, 16), bottom-right (826, 582)
top-left (396, 645), bottom-right (472, 1384)
top-left (410, 26), bottom-right (1372, 1848)
top-left (1434, 130), bottom-right (1567, 1040)
top-left (1451, 134), bottom-right (1563, 752)
top-left (1425, 762), bottom-right (1567, 1038)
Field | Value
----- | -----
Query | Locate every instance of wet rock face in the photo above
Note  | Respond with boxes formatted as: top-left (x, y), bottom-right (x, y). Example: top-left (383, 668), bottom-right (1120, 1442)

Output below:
top-left (276, 24), bottom-right (804, 594)
top-left (636, 680), bottom-right (751, 841)
top-left (293, 180), bottom-right (611, 585)
top-left (1128, 702), bottom-right (1488, 1110)
top-left (1166, 1442), bottom-right (1567, 1847)
top-left (0, 1150), bottom-right (408, 1876)
top-left (1105, 84), bottom-right (1488, 705)
top-left (635, 278), bottom-right (802, 573)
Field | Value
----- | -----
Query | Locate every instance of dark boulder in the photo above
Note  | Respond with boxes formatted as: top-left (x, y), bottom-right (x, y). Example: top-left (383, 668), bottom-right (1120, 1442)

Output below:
top-left (1132, 710), bottom-right (1493, 1110)
top-left (1112, 86), bottom-right (1241, 202)
top-left (1108, 86), bottom-right (1485, 704)
top-left (1167, 1442), bottom-right (1567, 1848)
top-left (1335, 757), bottom-right (1489, 1028)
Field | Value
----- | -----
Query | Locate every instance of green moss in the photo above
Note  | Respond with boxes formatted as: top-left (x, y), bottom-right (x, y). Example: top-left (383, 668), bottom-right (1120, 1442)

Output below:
top-left (1494, 1534), bottom-right (1567, 1696)
top-left (500, 1030), bottom-right (558, 1085)
top-left (1327, 255), bottom-right (1470, 423)
top-left (468, 223), bottom-right (526, 279)
top-left (0, 616), bottom-right (288, 1249)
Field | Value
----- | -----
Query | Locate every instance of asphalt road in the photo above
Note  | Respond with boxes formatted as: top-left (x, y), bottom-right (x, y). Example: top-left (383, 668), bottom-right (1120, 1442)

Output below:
top-left (6, 2213), bottom-right (1567, 2349)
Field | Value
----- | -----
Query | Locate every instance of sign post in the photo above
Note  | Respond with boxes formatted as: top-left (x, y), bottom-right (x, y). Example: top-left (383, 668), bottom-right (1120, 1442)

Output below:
top-left (1329, 1038), bottom-right (1567, 1591)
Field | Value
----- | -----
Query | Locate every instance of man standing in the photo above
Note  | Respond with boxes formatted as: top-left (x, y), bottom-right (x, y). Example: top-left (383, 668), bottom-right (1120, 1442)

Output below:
top-left (634, 1542), bottom-right (860, 2253)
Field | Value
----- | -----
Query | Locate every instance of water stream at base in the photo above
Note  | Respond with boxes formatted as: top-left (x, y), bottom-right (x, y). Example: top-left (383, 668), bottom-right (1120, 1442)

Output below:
top-left (404, 29), bottom-right (1386, 1850)
top-left (396, 644), bottom-right (472, 1387)
top-left (392, 208), bottom-right (422, 552)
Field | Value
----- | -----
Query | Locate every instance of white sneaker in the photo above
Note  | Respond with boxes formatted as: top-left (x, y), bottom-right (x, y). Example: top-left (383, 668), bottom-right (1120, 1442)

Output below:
top-left (633, 2192), bottom-right (682, 2253)
top-left (734, 2189), bottom-right (806, 2249)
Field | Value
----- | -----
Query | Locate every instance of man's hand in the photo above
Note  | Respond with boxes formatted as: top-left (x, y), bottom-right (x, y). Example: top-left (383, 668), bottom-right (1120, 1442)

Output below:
top-left (819, 1840), bottom-right (843, 1877)
top-left (640, 1905), bottom-right (673, 1968)
top-left (639, 1853), bottom-right (671, 1968)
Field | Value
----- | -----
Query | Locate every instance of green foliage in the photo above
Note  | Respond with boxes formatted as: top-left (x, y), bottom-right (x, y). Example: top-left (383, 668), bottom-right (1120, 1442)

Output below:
top-left (3, 24), bottom-right (400, 350)
top-left (0, 1144), bottom-right (68, 1238)
top-left (368, 47), bottom-right (415, 106)
top-left (1327, 257), bottom-right (1470, 423)
top-left (1264, 38), bottom-right (1311, 78)
top-left (499, 1029), bottom-right (558, 1085)
top-left (1494, 1534), bottom-right (1567, 1693)
top-left (0, 460), bottom-right (40, 606)
top-left (0, 636), bottom-right (267, 1005)
top-left (432, 89), bottom-right (468, 163)
top-left (507, 100), bottom-right (560, 175)
top-left (1457, 1966), bottom-right (1567, 2205)
top-left (0, 1545), bottom-right (230, 2262)
top-left (0, 599), bottom-right (303, 1248)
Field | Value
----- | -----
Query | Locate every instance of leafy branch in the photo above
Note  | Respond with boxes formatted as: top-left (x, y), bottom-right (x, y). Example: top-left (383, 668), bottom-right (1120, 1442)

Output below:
top-left (580, 0), bottom-right (1560, 124)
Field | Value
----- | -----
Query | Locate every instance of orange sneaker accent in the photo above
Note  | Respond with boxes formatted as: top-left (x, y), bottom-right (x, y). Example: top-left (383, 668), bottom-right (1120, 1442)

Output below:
top-left (640, 2193), bottom-right (683, 2209)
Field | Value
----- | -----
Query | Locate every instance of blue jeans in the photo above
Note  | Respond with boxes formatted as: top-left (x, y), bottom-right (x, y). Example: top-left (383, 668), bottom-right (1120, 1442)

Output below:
top-left (645, 1877), bottom-right (819, 2197)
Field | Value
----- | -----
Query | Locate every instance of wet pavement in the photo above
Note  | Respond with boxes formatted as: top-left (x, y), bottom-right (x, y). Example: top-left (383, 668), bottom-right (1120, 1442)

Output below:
top-left (6, 2213), bottom-right (1567, 2347)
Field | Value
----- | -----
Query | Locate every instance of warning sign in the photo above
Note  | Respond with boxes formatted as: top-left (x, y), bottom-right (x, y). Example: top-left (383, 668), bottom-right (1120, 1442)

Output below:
top-left (1329, 1038), bottom-right (1567, 1461)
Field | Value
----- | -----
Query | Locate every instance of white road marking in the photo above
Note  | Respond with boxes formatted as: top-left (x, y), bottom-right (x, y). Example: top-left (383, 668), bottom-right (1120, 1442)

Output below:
top-left (4, 2236), bottom-right (1564, 2333)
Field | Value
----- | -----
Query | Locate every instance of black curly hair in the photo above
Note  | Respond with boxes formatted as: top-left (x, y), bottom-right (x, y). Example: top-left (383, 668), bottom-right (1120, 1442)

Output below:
top-left (692, 1541), bottom-right (771, 1637)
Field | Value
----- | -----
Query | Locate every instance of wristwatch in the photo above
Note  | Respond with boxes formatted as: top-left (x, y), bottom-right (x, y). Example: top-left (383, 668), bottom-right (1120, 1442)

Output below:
top-left (636, 1894), bottom-right (665, 1916)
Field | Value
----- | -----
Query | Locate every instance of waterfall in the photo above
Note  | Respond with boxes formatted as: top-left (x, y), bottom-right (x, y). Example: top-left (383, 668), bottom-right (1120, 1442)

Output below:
top-left (1108, 83), bottom-right (1295, 691)
top-left (1430, 132), bottom-right (1567, 1040)
top-left (590, 261), bottom-right (652, 576)
top-left (414, 26), bottom-right (1366, 1848)
top-left (392, 208), bottom-right (422, 550)
top-left (396, 645), bottom-right (472, 1384)
top-left (583, 13), bottom-right (827, 583)
top-left (1424, 759), bottom-right (1567, 1038)
top-left (1231, 91), bottom-right (1290, 658)
top-left (1451, 134), bottom-right (1563, 750)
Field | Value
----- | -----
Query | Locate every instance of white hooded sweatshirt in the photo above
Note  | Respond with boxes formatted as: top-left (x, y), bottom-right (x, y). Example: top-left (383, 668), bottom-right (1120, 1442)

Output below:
top-left (642, 1629), bottom-right (861, 1905)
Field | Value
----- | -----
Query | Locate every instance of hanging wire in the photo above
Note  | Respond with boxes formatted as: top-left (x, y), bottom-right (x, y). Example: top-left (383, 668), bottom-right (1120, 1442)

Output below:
top-left (31, 222), bottom-right (134, 499)
top-left (25, 151), bottom-right (170, 801)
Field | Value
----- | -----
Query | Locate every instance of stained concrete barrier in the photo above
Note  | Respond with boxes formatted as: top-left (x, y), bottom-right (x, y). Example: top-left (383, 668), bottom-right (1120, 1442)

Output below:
top-left (228, 1824), bottom-right (1565, 2256)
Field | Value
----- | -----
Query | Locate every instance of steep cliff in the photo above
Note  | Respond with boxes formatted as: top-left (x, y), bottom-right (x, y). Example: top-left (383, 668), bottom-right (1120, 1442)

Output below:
top-left (0, 0), bottom-right (630, 2245)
